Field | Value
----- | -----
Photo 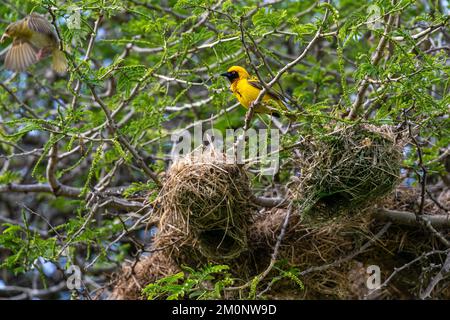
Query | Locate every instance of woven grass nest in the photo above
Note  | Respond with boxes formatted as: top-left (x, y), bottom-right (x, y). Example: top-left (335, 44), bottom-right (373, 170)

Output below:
top-left (154, 151), bottom-right (253, 262)
top-left (110, 186), bottom-right (450, 300)
top-left (111, 187), bottom-right (450, 300)
top-left (294, 124), bottom-right (403, 215)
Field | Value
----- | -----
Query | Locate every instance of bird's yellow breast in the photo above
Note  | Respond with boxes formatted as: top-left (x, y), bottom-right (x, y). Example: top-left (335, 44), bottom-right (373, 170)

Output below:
top-left (230, 79), bottom-right (272, 109)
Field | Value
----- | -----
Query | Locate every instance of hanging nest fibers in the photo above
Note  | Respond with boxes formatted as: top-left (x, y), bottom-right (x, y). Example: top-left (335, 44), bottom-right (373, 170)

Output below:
top-left (293, 124), bottom-right (403, 215)
top-left (153, 151), bottom-right (254, 262)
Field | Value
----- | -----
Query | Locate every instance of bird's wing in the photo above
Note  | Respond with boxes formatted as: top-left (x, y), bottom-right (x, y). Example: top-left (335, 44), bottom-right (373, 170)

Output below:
top-left (25, 14), bottom-right (58, 41)
top-left (5, 39), bottom-right (38, 71)
top-left (247, 79), bottom-right (284, 102)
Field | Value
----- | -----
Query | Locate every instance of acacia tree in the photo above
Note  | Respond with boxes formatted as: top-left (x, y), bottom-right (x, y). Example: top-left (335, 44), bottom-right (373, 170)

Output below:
top-left (0, 0), bottom-right (449, 299)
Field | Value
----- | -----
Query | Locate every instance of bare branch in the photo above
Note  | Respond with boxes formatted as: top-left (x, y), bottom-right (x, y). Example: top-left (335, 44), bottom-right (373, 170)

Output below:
top-left (420, 251), bottom-right (450, 299)
top-left (374, 208), bottom-right (450, 228)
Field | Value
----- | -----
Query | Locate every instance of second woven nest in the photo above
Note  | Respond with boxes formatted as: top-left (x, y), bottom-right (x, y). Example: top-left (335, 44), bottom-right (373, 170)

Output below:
top-left (294, 124), bottom-right (403, 215)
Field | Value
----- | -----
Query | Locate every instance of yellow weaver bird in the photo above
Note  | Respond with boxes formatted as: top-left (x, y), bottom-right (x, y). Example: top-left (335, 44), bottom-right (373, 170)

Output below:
top-left (221, 65), bottom-right (293, 117)
top-left (1, 13), bottom-right (67, 73)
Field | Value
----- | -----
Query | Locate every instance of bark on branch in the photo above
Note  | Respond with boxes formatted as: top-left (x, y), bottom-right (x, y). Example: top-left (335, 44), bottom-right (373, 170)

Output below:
top-left (374, 208), bottom-right (450, 228)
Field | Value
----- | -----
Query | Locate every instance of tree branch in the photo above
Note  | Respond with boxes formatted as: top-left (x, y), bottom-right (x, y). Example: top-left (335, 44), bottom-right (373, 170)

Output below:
top-left (347, 13), bottom-right (395, 119)
top-left (374, 208), bottom-right (450, 228)
top-left (420, 251), bottom-right (450, 299)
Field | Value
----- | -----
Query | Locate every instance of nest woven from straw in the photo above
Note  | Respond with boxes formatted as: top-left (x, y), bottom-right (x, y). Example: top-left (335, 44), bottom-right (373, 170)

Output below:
top-left (293, 124), bottom-right (403, 215)
top-left (110, 187), bottom-right (450, 300)
top-left (248, 207), bottom-right (372, 299)
top-left (248, 189), bottom-right (450, 299)
top-left (154, 152), bottom-right (253, 262)
top-left (109, 251), bottom-right (180, 300)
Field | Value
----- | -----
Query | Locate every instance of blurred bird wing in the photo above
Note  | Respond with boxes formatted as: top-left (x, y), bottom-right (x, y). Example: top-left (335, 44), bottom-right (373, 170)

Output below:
top-left (25, 14), bottom-right (58, 41)
top-left (5, 39), bottom-right (37, 71)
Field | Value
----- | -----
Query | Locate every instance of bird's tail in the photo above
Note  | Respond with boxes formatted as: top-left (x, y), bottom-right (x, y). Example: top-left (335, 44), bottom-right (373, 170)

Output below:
top-left (277, 100), bottom-right (297, 121)
top-left (285, 111), bottom-right (297, 121)
top-left (52, 49), bottom-right (67, 73)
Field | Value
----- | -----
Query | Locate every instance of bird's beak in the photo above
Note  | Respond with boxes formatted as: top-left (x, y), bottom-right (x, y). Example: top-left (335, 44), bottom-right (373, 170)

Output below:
top-left (0, 33), bottom-right (9, 43)
top-left (220, 72), bottom-right (232, 81)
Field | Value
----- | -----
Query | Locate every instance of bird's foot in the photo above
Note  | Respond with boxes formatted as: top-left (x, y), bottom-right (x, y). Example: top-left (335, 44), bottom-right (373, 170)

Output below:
top-left (36, 49), bottom-right (45, 60)
top-left (35, 48), bottom-right (51, 60)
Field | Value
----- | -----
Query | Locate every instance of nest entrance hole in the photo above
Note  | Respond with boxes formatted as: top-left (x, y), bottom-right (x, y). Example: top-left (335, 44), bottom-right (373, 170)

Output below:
top-left (197, 229), bottom-right (246, 260)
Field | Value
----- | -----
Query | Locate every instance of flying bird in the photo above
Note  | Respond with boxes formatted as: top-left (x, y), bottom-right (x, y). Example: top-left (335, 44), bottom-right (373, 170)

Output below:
top-left (1, 13), bottom-right (67, 73)
top-left (220, 65), bottom-right (294, 118)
